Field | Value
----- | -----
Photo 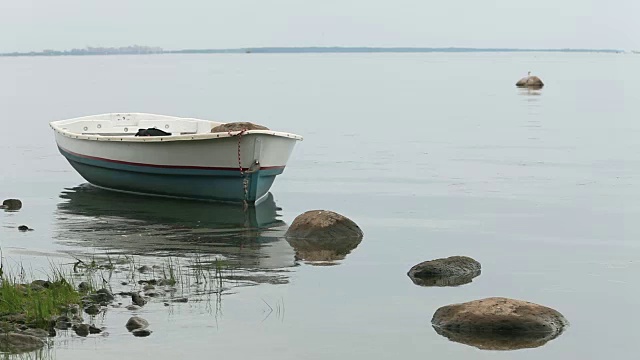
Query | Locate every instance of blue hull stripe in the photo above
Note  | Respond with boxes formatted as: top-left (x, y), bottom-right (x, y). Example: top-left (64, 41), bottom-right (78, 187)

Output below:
top-left (58, 146), bottom-right (284, 202)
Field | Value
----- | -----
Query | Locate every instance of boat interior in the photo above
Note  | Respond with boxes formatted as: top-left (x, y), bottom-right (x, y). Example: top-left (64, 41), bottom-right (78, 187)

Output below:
top-left (51, 113), bottom-right (223, 136)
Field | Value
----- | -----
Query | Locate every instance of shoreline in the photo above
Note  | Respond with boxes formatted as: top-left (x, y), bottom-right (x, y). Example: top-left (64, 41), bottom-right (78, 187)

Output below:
top-left (0, 46), bottom-right (626, 57)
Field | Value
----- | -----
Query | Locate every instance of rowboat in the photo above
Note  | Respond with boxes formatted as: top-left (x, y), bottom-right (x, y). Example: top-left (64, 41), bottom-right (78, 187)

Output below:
top-left (50, 113), bottom-right (303, 203)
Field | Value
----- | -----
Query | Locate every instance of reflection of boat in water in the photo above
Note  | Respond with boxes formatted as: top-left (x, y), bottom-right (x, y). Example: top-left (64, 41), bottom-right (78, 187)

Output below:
top-left (55, 184), bottom-right (295, 269)
top-left (58, 183), bottom-right (284, 230)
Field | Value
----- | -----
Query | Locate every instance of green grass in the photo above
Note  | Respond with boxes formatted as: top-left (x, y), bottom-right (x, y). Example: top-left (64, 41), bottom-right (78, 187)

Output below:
top-left (0, 266), bottom-right (81, 329)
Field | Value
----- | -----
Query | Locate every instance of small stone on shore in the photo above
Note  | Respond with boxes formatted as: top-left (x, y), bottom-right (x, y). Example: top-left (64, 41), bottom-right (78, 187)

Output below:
top-left (125, 316), bottom-right (149, 331)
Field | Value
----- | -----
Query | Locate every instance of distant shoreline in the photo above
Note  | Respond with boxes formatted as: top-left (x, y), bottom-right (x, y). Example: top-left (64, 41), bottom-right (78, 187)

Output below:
top-left (0, 46), bottom-right (628, 57)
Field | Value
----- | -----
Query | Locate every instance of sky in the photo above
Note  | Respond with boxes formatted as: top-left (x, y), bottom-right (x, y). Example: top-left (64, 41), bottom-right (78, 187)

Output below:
top-left (1, 0), bottom-right (639, 52)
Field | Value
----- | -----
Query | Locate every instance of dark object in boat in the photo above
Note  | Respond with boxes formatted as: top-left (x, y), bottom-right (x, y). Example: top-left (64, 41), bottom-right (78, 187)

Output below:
top-left (211, 122), bottom-right (270, 133)
top-left (135, 128), bottom-right (172, 137)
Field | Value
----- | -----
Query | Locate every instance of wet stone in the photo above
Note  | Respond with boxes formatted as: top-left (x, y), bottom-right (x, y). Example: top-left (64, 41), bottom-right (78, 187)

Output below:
top-left (125, 317), bottom-right (149, 331)
top-left (0, 333), bottom-right (44, 354)
top-left (126, 305), bottom-right (141, 311)
top-left (84, 304), bottom-right (100, 315)
top-left (78, 282), bottom-right (91, 292)
top-left (96, 288), bottom-right (115, 301)
top-left (407, 256), bottom-right (482, 287)
top-left (88, 325), bottom-right (102, 334)
top-left (431, 297), bottom-right (568, 350)
top-left (132, 329), bottom-right (152, 337)
top-left (157, 279), bottom-right (176, 286)
top-left (65, 304), bottom-right (80, 314)
top-left (2, 199), bottom-right (22, 211)
top-left (132, 293), bottom-right (147, 307)
top-left (72, 324), bottom-right (90, 337)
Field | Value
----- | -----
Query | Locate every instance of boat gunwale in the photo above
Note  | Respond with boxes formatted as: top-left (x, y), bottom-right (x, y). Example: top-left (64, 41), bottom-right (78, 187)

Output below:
top-left (49, 113), bottom-right (303, 143)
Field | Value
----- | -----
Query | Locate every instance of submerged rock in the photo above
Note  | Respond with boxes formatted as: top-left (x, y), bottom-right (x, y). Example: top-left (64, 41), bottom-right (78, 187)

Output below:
top-left (125, 317), bottom-right (149, 331)
top-left (210, 122), bottom-right (269, 133)
top-left (132, 329), bottom-right (152, 337)
top-left (431, 297), bottom-right (568, 350)
top-left (138, 266), bottom-right (152, 273)
top-left (285, 210), bottom-right (363, 240)
top-left (132, 293), bottom-right (147, 307)
top-left (2, 199), bottom-right (22, 211)
top-left (0, 332), bottom-right (44, 354)
top-left (516, 72), bottom-right (544, 88)
top-left (92, 288), bottom-right (115, 303)
top-left (88, 325), bottom-right (102, 334)
top-left (126, 305), bottom-right (141, 311)
top-left (84, 304), bottom-right (101, 316)
top-left (407, 256), bottom-right (481, 287)
top-left (17, 225), bottom-right (31, 232)
top-left (77, 282), bottom-right (91, 292)
top-left (72, 324), bottom-right (90, 337)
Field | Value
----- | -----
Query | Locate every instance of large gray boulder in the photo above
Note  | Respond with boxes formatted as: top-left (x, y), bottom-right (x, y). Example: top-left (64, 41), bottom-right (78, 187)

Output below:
top-left (0, 332), bottom-right (44, 354)
top-left (432, 297), bottom-right (568, 350)
top-left (285, 210), bottom-right (363, 265)
top-left (407, 256), bottom-right (481, 287)
top-left (285, 210), bottom-right (363, 240)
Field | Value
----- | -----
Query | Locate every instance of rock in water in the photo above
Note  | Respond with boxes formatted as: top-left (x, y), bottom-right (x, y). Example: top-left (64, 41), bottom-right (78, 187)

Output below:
top-left (132, 329), bottom-right (152, 337)
top-left (88, 325), bottom-right (102, 334)
top-left (431, 297), bottom-right (568, 350)
top-left (2, 199), bottom-right (22, 210)
top-left (132, 293), bottom-right (147, 307)
top-left (211, 122), bottom-right (269, 133)
top-left (285, 210), bottom-right (363, 240)
top-left (516, 73), bottom-right (544, 88)
top-left (17, 225), bottom-right (31, 232)
top-left (77, 282), bottom-right (91, 292)
top-left (72, 324), bottom-right (90, 337)
top-left (84, 304), bottom-right (100, 315)
top-left (0, 333), bottom-right (45, 353)
top-left (407, 256), bottom-right (481, 287)
top-left (125, 316), bottom-right (149, 331)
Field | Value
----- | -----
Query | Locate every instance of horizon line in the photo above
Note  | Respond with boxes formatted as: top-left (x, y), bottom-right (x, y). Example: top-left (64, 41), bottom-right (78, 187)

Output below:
top-left (0, 45), bottom-right (630, 57)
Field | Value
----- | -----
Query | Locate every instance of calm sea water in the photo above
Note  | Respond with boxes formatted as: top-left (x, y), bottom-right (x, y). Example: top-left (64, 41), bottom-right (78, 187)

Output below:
top-left (1, 52), bottom-right (639, 359)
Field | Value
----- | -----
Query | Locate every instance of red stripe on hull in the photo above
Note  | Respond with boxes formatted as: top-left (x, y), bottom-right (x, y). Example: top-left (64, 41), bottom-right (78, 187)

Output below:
top-left (58, 146), bottom-right (285, 172)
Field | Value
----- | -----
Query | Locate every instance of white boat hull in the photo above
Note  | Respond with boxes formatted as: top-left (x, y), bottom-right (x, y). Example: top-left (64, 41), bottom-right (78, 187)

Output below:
top-left (50, 113), bottom-right (302, 203)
